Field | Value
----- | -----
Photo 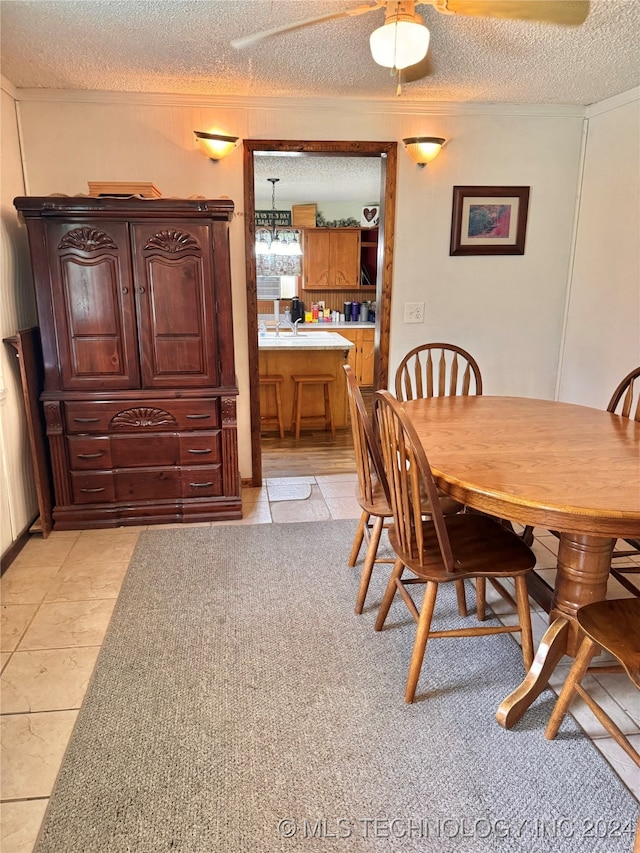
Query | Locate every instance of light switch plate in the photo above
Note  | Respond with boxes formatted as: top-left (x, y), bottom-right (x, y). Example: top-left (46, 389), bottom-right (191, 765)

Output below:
top-left (404, 302), bottom-right (425, 323)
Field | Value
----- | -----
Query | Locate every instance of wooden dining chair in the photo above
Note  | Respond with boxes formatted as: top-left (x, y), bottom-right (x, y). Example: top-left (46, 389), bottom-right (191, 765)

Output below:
top-left (522, 366), bottom-right (640, 593)
top-left (607, 367), bottom-right (640, 595)
top-left (373, 390), bottom-right (536, 703)
top-left (545, 599), bottom-right (640, 770)
top-left (344, 365), bottom-right (464, 616)
top-left (395, 342), bottom-right (483, 402)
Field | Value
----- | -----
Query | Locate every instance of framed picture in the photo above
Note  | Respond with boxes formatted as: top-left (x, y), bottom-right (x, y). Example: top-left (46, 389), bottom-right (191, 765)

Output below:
top-left (449, 186), bottom-right (530, 256)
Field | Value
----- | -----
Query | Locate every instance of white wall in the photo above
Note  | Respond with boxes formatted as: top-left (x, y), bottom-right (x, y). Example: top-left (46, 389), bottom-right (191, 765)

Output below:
top-left (0, 81), bottom-right (38, 553)
top-left (12, 92), bottom-right (587, 483)
top-left (557, 89), bottom-right (640, 407)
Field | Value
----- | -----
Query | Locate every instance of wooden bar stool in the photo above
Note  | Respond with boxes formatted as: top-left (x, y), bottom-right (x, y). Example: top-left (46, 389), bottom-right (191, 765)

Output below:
top-left (259, 375), bottom-right (285, 438)
top-left (291, 374), bottom-right (336, 440)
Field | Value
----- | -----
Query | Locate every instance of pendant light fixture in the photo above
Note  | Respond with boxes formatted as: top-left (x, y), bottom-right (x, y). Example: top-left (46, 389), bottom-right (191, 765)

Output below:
top-left (369, 1), bottom-right (430, 70)
top-left (255, 179), bottom-right (302, 257)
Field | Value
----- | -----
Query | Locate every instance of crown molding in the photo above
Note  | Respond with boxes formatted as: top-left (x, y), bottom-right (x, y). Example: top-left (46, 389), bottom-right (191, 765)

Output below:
top-left (1, 75), bottom-right (19, 100)
top-left (586, 86), bottom-right (639, 118)
top-left (7, 86), bottom-right (587, 119)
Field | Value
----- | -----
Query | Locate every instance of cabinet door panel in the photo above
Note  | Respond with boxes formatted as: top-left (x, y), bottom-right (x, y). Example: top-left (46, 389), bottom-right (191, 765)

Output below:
top-left (131, 224), bottom-right (217, 388)
top-left (359, 329), bottom-right (375, 386)
top-left (47, 222), bottom-right (139, 389)
top-left (303, 230), bottom-right (331, 289)
top-left (331, 230), bottom-right (360, 288)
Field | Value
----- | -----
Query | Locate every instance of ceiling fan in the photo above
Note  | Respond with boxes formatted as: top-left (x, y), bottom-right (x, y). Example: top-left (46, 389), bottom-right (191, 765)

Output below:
top-left (232, 1), bottom-right (590, 86)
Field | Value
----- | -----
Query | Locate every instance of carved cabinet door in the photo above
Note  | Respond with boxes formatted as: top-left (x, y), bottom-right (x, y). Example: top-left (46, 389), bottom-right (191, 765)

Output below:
top-left (46, 221), bottom-right (140, 390)
top-left (130, 223), bottom-right (218, 388)
top-left (302, 229), bottom-right (331, 289)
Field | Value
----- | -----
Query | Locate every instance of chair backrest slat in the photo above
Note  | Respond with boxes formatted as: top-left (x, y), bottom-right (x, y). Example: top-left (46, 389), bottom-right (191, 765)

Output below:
top-left (395, 342), bottom-right (482, 402)
top-left (607, 367), bottom-right (640, 423)
top-left (344, 365), bottom-right (388, 507)
top-left (375, 390), bottom-right (456, 573)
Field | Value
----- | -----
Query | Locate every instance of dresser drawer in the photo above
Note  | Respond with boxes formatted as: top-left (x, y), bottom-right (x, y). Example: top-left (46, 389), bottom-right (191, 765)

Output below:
top-left (115, 468), bottom-right (181, 502)
top-left (70, 471), bottom-right (115, 504)
top-left (111, 434), bottom-right (180, 467)
top-left (64, 399), bottom-right (219, 434)
top-left (180, 466), bottom-right (222, 498)
top-left (179, 432), bottom-right (221, 464)
top-left (67, 436), bottom-right (112, 470)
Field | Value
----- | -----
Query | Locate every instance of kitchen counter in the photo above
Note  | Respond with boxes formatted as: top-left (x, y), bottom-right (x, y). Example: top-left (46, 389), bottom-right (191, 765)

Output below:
top-left (300, 321), bottom-right (375, 330)
top-left (258, 331), bottom-right (354, 350)
top-left (258, 333), bottom-right (353, 433)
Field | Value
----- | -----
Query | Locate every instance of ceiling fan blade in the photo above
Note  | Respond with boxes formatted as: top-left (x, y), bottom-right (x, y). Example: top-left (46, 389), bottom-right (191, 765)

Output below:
top-left (231, 1), bottom-right (383, 50)
top-left (432, 0), bottom-right (590, 26)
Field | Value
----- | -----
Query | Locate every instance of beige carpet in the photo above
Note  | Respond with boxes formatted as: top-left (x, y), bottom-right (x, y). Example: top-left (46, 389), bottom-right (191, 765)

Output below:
top-left (34, 521), bottom-right (639, 852)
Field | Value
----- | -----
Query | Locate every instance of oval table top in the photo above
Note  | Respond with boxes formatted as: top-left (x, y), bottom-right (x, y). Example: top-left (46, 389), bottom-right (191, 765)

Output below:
top-left (400, 395), bottom-right (640, 538)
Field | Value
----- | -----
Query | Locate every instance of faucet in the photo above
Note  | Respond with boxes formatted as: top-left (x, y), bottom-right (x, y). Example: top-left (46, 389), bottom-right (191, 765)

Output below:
top-left (274, 321), bottom-right (281, 338)
top-left (283, 318), bottom-right (304, 336)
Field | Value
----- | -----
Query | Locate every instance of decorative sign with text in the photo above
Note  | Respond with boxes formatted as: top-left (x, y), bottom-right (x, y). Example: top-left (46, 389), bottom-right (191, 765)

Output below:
top-left (255, 210), bottom-right (292, 227)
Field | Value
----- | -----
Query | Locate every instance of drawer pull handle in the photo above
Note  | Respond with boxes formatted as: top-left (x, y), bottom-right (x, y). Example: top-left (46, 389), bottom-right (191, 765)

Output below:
top-left (73, 417), bottom-right (100, 423)
top-left (77, 452), bottom-right (104, 459)
top-left (187, 448), bottom-right (212, 454)
top-left (80, 487), bottom-right (106, 493)
top-left (189, 482), bottom-right (213, 488)
top-left (186, 413), bottom-right (211, 420)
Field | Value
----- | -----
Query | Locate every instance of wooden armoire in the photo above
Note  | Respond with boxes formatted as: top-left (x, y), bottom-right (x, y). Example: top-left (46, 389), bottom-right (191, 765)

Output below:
top-left (14, 195), bottom-right (241, 529)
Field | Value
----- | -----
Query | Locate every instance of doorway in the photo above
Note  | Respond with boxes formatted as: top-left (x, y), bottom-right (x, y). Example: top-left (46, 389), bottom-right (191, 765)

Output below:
top-left (243, 140), bottom-right (397, 486)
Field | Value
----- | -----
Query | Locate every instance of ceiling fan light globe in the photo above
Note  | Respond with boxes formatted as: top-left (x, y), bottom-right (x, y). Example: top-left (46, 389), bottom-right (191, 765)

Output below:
top-left (369, 20), bottom-right (429, 70)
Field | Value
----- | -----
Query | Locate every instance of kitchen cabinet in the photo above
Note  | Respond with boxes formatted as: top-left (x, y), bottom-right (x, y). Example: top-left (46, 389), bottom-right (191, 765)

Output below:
top-left (14, 195), bottom-right (241, 529)
top-left (302, 228), bottom-right (360, 290)
top-left (302, 326), bottom-right (375, 387)
top-left (340, 327), bottom-right (375, 386)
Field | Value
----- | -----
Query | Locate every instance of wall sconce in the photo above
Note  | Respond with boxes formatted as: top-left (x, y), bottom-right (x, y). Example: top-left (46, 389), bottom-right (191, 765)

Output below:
top-left (402, 136), bottom-right (446, 167)
top-left (194, 131), bottom-right (239, 161)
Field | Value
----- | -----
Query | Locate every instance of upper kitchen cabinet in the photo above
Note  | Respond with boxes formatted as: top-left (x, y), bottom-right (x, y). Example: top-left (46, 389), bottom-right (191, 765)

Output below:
top-left (302, 227), bottom-right (379, 291)
top-left (302, 228), bottom-right (360, 290)
top-left (14, 195), bottom-right (241, 529)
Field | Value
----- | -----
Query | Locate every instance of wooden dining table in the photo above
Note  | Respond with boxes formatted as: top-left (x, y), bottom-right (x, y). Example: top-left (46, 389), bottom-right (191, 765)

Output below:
top-left (399, 395), bottom-right (640, 729)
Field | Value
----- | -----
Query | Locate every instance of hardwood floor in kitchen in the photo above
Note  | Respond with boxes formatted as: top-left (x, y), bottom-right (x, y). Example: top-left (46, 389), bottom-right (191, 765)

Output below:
top-left (260, 427), bottom-right (357, 478)
top-left (260, 386), bottom-right (371, 478)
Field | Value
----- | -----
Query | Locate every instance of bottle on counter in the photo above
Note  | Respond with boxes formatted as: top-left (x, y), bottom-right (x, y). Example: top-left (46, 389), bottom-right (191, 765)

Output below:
top-left (343, 301), bottom-right (352, 322)
top-left (351, 301), bottom-right (360, 322)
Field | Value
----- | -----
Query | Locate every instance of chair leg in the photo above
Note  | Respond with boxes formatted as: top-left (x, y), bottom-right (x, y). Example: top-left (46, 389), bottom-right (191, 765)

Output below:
top-left (522, 525), bottom-right (535, 546)
top-left (374, 558), bottom-right (404, 631)
top-left (324, 382), bottom-right (336, 440)
top-left (405, 581), bottom-right (438, 703)
top-left (454, 580), bottom-right (468, 618)
top-left (545, 636), bottom-right (598, 740)
top-left (476, 577), bottom-right (486, 622)
top-left (514, 574), bottom-right (534, 670)
top-left (348, 511), bottom-right (369, 567)
top-left (355, 515), bottom-right (385, 614)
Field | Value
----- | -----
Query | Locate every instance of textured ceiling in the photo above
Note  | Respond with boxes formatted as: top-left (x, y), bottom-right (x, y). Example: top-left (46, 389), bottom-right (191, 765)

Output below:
top-left (1, 0), bottom-right (639, 105)
top-left (254, 154), bottom-right (382, 204)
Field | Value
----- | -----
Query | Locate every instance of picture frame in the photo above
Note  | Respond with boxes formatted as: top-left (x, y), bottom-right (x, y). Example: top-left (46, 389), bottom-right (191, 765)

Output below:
top-left (449, 186), bottom-right (530, 256)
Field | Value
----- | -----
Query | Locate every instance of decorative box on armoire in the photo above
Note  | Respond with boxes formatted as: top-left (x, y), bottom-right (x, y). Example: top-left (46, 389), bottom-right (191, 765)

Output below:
top-left (14, 195), bottom-right (241, 529)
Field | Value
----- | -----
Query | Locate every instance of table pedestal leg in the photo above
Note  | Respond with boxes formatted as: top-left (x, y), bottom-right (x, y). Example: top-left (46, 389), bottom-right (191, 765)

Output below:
top-left (496, 533), bottom-right (614, 729)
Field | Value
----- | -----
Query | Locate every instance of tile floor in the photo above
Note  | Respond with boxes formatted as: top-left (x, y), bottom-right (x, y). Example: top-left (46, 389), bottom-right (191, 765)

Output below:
top-left (1, 474), bottom-right (639, 851)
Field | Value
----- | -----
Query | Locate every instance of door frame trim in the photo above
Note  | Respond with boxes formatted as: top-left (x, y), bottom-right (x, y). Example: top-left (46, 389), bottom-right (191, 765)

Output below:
top-left (243, 139), bottom-right (397, 485)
